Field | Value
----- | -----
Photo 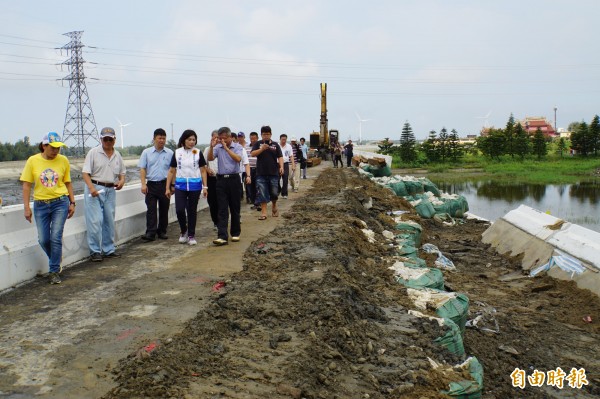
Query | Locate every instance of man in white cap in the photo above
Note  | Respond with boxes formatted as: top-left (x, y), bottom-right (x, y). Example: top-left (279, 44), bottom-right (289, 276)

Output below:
top-left (82, 127), bottom-right (126, 262)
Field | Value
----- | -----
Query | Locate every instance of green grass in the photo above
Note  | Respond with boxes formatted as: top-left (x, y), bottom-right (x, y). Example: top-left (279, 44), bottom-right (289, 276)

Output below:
top-left (482, 157), bottom-right (600, 184)
top-left (390, 154), bottom-right (600, 184)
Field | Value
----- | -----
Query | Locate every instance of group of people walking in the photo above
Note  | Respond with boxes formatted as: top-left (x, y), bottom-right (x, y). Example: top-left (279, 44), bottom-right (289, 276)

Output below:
top-left (20, 125), bottom-right (310, 284)
top-left (332, 139), bottom-right (354, 168)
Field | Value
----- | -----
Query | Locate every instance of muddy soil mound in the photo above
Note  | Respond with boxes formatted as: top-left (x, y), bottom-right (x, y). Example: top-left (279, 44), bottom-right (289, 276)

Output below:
top-left (421, 218), bottom-right (600, 398)
top-left (103, 168), bottom-right (600, 398)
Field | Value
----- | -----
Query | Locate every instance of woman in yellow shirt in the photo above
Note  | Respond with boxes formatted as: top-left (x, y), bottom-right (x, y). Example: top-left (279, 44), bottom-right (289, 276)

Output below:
top-left (20, 132), bottom-right (76, 284)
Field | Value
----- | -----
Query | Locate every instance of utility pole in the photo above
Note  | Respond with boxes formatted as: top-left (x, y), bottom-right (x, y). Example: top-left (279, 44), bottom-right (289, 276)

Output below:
top-left (554, 106), bottom-right (558, 134)
top-left (59, 31), bottom-right (99, 157)
top-left (171, 123), bottom-right (174, 141)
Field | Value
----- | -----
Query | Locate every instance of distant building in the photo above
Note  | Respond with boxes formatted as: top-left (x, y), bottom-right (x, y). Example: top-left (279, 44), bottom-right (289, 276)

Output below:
top-left (479, 127), bottom-right (496, 136)
top-left (557, 127), bottom-right (571, 139)
top-left (459, 135), bottom-right (477, 144)
top-left (518, 116), bottom-right (557, 138)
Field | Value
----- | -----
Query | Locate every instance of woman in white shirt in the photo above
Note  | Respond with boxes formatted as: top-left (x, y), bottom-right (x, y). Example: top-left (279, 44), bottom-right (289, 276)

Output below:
top-left (166, 130), bottom-right (208, 246)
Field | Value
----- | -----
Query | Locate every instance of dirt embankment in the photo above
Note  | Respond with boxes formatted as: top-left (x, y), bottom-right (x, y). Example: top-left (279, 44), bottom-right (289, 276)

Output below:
top-left (101, 168), bottom-right (600, 399)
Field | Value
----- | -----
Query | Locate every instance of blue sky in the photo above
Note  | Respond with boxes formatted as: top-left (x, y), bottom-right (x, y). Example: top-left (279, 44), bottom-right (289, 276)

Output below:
top-left (1, 0), bottom-right (598, 147)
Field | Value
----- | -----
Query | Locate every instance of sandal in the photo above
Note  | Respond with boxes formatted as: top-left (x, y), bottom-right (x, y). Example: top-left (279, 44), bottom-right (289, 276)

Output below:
top-left (272, 210), bottom-right (279, 217)
top-left (258, 215), bottom-right (267, 221)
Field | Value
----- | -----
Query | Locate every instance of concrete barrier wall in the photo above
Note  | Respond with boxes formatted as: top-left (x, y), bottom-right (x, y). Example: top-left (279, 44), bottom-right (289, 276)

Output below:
top-left (0, 183), bottom-right (208, 292)
top-left (482, 204), bottom-right (600, 296)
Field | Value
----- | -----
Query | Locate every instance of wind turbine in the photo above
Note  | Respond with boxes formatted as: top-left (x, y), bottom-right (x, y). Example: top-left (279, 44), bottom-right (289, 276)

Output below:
top-left (356, 112), bottom-right (370, 144)
top-left (474, 111), bottom-right (492, 129)
top-left (116, 118), bottom-right (132, 149)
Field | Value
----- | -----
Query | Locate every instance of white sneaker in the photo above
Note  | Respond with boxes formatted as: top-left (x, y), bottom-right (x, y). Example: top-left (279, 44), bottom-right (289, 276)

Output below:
top-left (188, 236), bottom-right (197, 245)
top-left (179, 233), bottom-right (188, 244)
top-left (231, 236), bottom-right (240, 242)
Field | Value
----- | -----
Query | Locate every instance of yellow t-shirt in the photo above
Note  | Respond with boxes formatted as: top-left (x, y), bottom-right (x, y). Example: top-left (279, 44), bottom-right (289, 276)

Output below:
top-left (20, 154), bottom-right (71, 200)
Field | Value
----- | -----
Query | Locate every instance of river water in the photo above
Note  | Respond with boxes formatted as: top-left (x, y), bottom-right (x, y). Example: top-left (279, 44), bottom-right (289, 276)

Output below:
top-left (433, 179), bottom-right (600, 233)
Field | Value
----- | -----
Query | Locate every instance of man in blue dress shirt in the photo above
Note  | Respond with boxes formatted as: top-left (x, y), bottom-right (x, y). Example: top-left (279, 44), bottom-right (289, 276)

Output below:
top-left (138, 128), bottom-right (174, 241)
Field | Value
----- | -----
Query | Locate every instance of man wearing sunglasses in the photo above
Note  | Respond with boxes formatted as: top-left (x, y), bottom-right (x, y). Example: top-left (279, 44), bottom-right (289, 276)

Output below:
top-left (82, 127), bottom-right (126, 262)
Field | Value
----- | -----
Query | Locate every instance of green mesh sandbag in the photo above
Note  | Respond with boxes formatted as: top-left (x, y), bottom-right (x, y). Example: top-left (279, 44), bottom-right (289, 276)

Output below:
top-left (434, 318), bottom-right (465, 357)
top-left (395, 221), bottom-right (423, 246)
top-left (396, 243), bottom-right (417, 257)
top-left (365, 164), bottom-right (392, 177)
top-left (393, 264), bottom-right (445, 290)
top-left (407, 288), bottom-right (470, 336)
top-left (388, 181), bottom-right (408, 196)
top-left (435, 292), bottom-right (470, 334)
top-left (409, 311), bottom-right (465, 358)
top-left (442, 357), bottom-right (484, 399)
top-left (414, 198), bottom-right (436, 218)
top-left (421, 178), bottom-right (441, 197)
top-left (402, 255), bottom-right (427, 268)
top-left (403, 180), bottom-right (425, 195)
top-left (433, 196), bottom-right (470, 218)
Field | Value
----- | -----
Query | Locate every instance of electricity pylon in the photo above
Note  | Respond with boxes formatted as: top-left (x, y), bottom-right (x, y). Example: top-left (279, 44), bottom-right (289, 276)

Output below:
top-left (59, 31), bottom-right (99, 157)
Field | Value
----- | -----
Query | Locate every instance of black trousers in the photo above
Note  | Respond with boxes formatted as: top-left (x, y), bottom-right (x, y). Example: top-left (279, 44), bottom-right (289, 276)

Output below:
top-left (145, 180), bottom-right (170, 237)
top-left (249, 167), bottom-right (257, 205)
top-left (175, 189), bottom-right (200, 237)
top-left (280, 162), bottom-right (290, 196)
top-left (216, 175), bottom-right (241, 240)
top-left (334, 155), bottom-right (343, 167)
top-left (346, 154), bottom-right (353, 167)
top-left (241, 172), bottom-right (246, 200)
top-left (207, 175), bottom-right (218, 226)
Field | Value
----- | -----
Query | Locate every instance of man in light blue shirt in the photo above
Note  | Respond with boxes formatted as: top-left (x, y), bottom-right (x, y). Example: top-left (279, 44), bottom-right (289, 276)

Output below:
top-left (207, 126), bottom-right (244, 245)
top-left (299, 137), bottom-right (309, 179)
top-left (138, 128), bottom-right (174, 241)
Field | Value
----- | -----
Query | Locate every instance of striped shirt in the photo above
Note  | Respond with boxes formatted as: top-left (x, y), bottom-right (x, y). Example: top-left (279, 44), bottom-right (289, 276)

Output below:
top-left (246, 144), bottom-right (257, 168)
top-left (291, 143), bottom-right (301, 163)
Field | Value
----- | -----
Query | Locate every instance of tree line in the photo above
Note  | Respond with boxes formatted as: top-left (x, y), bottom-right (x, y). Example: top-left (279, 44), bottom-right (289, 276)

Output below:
top-left (380, 114), bottom-right (600, 165)
top-left (0, 138), bottom-right (180, 162)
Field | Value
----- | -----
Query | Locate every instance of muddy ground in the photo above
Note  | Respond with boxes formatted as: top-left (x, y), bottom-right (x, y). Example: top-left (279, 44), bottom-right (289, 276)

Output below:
top-left (104, 168), bottom-right (600, 398)
top-left (1, 166), bottom-right (599, 398)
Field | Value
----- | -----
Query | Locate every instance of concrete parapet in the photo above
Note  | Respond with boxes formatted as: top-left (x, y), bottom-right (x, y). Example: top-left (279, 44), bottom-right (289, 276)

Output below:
top-left (0, 183), bottom-right (208, 292)
top-left (482, 204), bottom-right (600, 296)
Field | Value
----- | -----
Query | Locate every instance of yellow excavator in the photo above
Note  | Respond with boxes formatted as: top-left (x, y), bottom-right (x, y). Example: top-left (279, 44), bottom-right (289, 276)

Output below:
top-left (309, 83), bottom-right (339, 159)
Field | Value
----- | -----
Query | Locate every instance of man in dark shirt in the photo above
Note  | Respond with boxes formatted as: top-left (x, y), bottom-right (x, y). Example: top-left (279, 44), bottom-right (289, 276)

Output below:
top-left (344, 139), bottom-right (354, 167)
top-left (251, 125), bottom-right (283, 220)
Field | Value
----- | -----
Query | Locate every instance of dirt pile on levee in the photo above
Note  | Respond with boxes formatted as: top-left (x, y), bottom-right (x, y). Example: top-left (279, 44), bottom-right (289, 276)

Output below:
top-left (420, 218), bottom-right (600, 398)
top-left (103, 169), bottom-right (462, 399)
top-left (103, 167), bottom-right (600, 399)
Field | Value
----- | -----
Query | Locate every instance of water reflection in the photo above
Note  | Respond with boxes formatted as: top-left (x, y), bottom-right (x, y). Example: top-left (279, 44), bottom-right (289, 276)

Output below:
top-left (478, 182), bottom-right (546, 202)
top-left (569, 182), bottom-right (600, 204)
top-left (433, 179), bottom-right (600, 232)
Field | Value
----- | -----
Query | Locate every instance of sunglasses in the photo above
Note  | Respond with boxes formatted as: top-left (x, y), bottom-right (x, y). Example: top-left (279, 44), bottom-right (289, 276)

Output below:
top-left (102, 137), bottom-right (115, 142)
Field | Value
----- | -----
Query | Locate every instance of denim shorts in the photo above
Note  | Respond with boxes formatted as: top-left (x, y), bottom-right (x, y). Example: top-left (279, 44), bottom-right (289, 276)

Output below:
top-left (256, 175), bottom-right (280, 203)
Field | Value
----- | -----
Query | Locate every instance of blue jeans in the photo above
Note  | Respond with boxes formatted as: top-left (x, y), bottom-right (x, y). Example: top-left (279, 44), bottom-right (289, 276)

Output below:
top-left (84, 185), bottom-right (117, 255)
top-left (256, 175), bottom-right (280, 203)
top-left (34, 196), bottom-right (69, 273)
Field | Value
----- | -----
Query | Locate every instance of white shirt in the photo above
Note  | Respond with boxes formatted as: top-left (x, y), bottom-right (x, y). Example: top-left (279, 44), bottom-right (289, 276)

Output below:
top-left (203, 146), bottom-right (218, 174)
top-left (239, 148), bottom-right (249, 173)
top-left (280, 143), bottom-right (293, 163)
